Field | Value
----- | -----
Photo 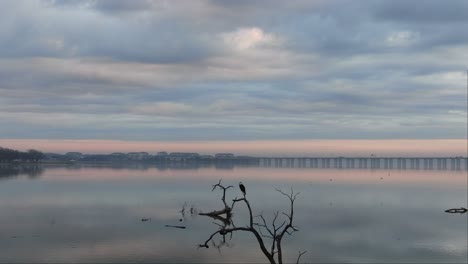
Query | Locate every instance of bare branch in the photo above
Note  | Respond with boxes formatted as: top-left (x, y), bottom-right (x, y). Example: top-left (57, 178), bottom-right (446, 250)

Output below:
top-left (254, 223), bottom-right (273, 239)
top-left (231, 197), bottom-right (254, 227)
top-left (212, 221), bottom-right (224, 229)
top-left (276, 221), bottom-right (286, 232)
top-left (296, 250), bottom-right (308, 264)
top-left (211, 179), bottom-right (233, 208)
top-left (200, 182), bottom-right (303, 264)
top-left (199, 207), bottom-right (231, 218)
top-left (275, 188), bottom-right (300, 202)
top-left (198, 229), bottom-right (222, 248)
top-left (211, 179), bottom-right (233, 192)
top-left (257, 214), bottom-right (274, 237)
top-left (275, 188), bottom-right (301, 264)
top-left (199, 226), bottom-right (276, 263)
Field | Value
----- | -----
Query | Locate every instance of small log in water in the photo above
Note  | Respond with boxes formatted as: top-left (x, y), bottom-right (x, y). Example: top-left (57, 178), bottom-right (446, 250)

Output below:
top-left (165, 225), bottom-right (186, 229)
top-left (199, 206), bottom-right (231, 217)
top-left (444, 207), bottom-right (467, 214)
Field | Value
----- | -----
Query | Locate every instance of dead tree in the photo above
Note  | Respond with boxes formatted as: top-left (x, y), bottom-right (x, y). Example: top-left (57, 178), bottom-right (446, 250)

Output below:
top-left (199, 179), bottom-right (233, 219)
top-left (198, 180), bottom-right (307, 264)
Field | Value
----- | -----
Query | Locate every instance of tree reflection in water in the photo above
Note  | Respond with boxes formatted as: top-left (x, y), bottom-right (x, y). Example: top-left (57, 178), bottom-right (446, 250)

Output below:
top-left (0, 164), bottom-right (44, 180)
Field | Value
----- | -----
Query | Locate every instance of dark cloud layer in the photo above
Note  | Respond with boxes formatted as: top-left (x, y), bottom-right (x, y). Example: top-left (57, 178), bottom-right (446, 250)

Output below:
top-left (374, 0), bottom-right (468, 23)
top-left (0, 0), bottom-right (466, 140)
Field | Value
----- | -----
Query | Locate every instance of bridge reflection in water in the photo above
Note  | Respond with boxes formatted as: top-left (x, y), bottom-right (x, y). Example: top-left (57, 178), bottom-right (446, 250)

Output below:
top-left (257, 157), bottom-right (468, 171)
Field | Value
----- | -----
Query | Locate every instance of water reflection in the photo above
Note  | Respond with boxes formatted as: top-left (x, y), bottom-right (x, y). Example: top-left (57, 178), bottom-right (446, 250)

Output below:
top-left (0, 165), bottom-right (466, 263)
top-left (41, 161), bottom-right (256, 171)
top-left (27, 156), bottom-right (468, 172)
top-left (0, 164), bottom-right (44, 180)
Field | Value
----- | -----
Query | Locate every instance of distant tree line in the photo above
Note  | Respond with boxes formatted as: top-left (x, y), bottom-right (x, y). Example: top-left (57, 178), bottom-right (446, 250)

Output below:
top-left (0, 147), bottom-right (44, 162)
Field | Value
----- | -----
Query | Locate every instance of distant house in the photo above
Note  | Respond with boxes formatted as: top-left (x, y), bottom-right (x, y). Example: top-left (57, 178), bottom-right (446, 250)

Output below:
top-left (215, 153), bottom-right (235, 159)
top-left (127, 152), bottom-right (150, 161)
top-left (111, 152), bottom-right (126, 156)
top-left (168, 152), bottom-right (200, 161)
top-left (110, 152), bottom-right (126, 161)
top-left (65, 152), bottom-right (83, 160)
top-left (200, 155), bottom-right (214, 160)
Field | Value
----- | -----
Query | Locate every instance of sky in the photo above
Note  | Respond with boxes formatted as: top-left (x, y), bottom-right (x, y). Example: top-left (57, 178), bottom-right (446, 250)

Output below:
top-left (0, 0), bottom-right (467, 155)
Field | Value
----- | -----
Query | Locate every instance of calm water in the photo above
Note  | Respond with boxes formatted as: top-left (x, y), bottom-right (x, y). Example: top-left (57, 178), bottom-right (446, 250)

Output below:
top-left (0, 164), bottom-right (466, 263)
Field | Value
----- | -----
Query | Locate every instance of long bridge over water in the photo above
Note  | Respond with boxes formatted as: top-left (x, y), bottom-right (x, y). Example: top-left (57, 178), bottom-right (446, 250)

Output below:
top-left (257, 157), bottom-right (468, 171)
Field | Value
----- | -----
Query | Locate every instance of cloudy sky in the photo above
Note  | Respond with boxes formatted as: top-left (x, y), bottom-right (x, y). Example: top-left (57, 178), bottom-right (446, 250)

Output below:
top-left (0, 0), bottom-right (467, 154)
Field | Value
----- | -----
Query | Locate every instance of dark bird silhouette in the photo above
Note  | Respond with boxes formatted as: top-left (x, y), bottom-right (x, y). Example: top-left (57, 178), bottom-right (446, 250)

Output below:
top-left (239, 182), bottom-right (246, 197)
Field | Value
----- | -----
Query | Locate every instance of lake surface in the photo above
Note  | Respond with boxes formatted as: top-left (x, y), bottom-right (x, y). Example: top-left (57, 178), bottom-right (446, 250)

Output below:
top-left (0, 164), bottom-right (466, 263)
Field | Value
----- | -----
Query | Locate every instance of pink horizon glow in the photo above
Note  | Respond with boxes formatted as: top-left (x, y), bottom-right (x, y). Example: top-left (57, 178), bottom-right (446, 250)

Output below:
top-left (0, 139), bottom-right (466, 157)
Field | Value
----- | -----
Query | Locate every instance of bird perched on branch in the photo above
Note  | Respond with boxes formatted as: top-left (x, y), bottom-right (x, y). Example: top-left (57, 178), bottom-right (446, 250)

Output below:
top-left (239, 182), bottom-right (246, 197)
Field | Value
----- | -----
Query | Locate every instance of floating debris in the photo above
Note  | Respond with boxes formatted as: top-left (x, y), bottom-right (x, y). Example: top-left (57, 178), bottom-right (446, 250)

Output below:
top-left (165, 225), bottom-right (186, 229)
top-left (444, 207), bottom-right (467, 214)
top-left (141, 218), bottom-right (151, 222)
top-left (180, 202), bottom-right (187, 217)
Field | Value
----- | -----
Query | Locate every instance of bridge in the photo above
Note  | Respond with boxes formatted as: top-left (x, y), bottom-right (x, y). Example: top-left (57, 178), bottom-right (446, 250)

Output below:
top-left (257, 157), bottom-right (468, 171)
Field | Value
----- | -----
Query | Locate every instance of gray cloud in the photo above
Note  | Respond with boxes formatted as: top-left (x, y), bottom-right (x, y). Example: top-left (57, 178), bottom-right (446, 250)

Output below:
top-left (91, 0), bottom-right (154, 14)
top-left (44, 0), bottom-right (156, 13)
top-left (374, 0), bottom-right (468, 23)
top-left (0, 0), bottom-right (466, 141)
